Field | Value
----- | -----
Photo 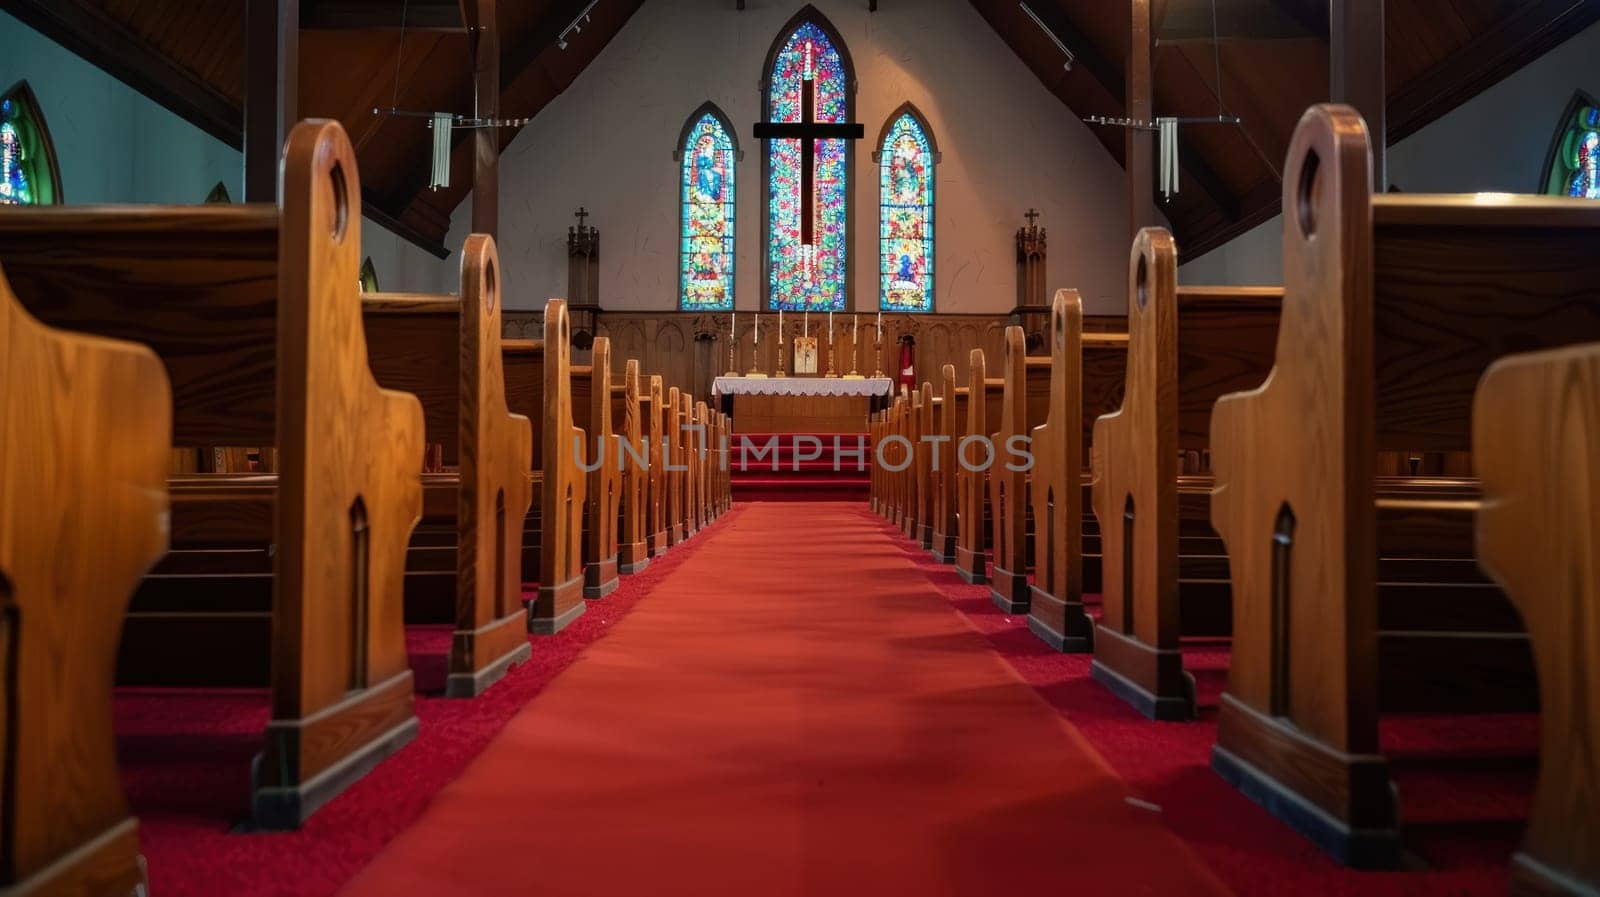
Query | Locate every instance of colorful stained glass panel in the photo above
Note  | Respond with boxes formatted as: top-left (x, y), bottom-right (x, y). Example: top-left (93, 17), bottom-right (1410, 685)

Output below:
top-left (1548, 104), bottom-right (1600, 199)
top-left (878, 113), bottom-right (934, 312)
top-left (767, 21), bottom-right (848, 312)
top-left (679, 112), bottom-right (737, 311)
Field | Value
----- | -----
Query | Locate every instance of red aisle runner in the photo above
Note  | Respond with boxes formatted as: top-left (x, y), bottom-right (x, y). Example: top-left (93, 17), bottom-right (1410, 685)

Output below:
top-left (338, 502), bottom-right (1229, 897)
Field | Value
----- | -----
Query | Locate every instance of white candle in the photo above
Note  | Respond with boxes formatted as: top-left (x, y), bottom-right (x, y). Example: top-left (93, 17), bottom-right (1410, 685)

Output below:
top-left (829, 310), bottom-right (834, 339)
top-left (804, 311), bottom-right (809, 338)
top-left (753, 312), bottom-right (759, 346)
top-left (876, 310), bottom-right (882, 340)
top-left (778, 309), bottom-right (783, 340)
top-left (731, 311), bottom-right (736, 339)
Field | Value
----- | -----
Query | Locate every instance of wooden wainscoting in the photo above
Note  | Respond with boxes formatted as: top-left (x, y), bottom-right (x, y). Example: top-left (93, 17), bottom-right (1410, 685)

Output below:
top-left (505, 310), bottom-right (1126, 407)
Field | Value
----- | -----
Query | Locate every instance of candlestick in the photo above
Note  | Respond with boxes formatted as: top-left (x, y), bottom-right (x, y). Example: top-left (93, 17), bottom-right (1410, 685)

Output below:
top-left (828, 310), bottom-right (834, 340)
top-left (804, 311), bottom-right (809, 338)
top-left (775, 310), bottom-right (786, 378)
top-left (731, 310), bottom-right (735, 340)
top-left (753, 312), bottom-right (759, 346)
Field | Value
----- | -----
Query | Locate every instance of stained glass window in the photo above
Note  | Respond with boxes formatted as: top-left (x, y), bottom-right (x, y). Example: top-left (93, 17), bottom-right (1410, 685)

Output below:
top-left (359, 257), bottom-right (379, 293)
top-left (0, 81), bottom-right (61, 207)
top-left (765, 17), bottom-right (850, 311)
top-left (678, 106), bottom-right (737, 311)
top-left (1546, 102), bottom-right (1600, 199)
top-left (878, 110), bottom-right (935, 312)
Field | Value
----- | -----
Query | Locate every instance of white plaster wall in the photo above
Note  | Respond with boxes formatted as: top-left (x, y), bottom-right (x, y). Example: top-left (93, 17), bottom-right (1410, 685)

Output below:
top-left (452, 0), bottom-right (1158, 315)
top-left (1179, 16), bottom-right (1600, 285)
top-left (0, 10), bottom-right (452, 293)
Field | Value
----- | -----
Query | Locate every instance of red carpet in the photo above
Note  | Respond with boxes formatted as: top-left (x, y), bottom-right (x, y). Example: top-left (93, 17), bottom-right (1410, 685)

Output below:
top-left (730, 432), bottom-right (870, 501)
top-left (337, 502), bottom-right (1229, 897)
top-left (113, 517), bottom-right (731, 897)
top-left (892, 517), bottom-right (1531, 897)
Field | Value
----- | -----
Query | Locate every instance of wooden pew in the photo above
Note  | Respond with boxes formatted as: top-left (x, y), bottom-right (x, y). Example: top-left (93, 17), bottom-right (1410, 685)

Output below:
top-left (1, 271), bottom-right (170, 896)
top-left (912, 381), bottom-right (936, 549)
top-left (645, 375), bottom-right (669, 555)
top-left (929, 364), bottom-right (962, 561)
top-left (1475, 343), bottom-right (1600, 897)
top-left (991, 309), bottom-right (1131, 626)
top-left (1027, 290), bottom-right (1093, 651)
top-left (572, 337), bottom-right (621, 598)
top-left (1089, 229), bottom-right (1281, 717)
top-left (693, 399), bottom-right (709, 533)
top-left (615, 359), bottom-right (650, 573)
top-left (502, 300), bottom-right (588, 634)
top-left (362, 234), bottom-right (534, 697)
top-left (663, 386), bottom-right (685, 546)
top-left (1209, 103), bottom-right (1600, 866)
top-left (955, 351), bottom-right (1005, 583)
top-left (988, 325), bottom-right (1041, 613)
top-left (0, 120), bottom-right (424, 828)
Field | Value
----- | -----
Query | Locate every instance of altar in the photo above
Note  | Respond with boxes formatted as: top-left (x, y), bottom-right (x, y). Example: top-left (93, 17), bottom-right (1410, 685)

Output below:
top-left (713, 376), bottom-right (894, 434)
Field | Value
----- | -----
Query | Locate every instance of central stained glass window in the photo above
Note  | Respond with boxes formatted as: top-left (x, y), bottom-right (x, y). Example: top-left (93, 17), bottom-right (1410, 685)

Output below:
top-left (765, 19), bottom-right (849, 311)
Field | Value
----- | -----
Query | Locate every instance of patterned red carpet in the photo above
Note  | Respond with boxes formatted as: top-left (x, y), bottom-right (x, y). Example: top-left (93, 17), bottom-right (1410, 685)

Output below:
top-left (336, 502), bottom-right (1228, 896)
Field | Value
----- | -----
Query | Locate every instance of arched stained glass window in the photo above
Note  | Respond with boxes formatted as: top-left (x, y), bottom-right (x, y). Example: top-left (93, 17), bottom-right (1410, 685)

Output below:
top-left (678, 104), bottom-right (738, 311)
top-left (359, 257), bottom-right (379, 293)
top-left (877, 106), bottom-right (936, 312)
top-left (0, 81), bottom-right (61, 206)
top-left (1543, 92), bottom-right (1600, 199)
top-left (764, 10), bottom-right (852, 311)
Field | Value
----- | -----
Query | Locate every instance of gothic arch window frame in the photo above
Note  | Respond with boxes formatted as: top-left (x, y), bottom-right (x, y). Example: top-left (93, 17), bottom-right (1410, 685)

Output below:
top-left (873, 102), bottom-right (940, 313)
top-left (675, 100), bottom-right (743, 312)
top-left (1538, 88), bottom-right (1600, 197)
top-left (760, 5), bottom-right (858, 312)
top-left (205, 180), bottom-right (232, 203)
top-left (0, 80), bottom-right (63, 206)
top-left (359, 257), bottom-right (379, 293)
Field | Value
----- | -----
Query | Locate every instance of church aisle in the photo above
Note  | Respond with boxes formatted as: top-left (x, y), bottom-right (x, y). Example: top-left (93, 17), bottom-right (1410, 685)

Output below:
top-left (338, 502), bottom-right (1229, 897)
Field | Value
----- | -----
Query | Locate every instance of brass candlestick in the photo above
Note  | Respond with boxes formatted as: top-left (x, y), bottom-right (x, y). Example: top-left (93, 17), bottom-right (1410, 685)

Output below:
top-left (843, 323), bottom-right (863, 379)
top-left (825, 331), bottom-right (838, 378)
top-left (774, 322), bottom-right (787, 377)
top-left (725, 333), bottom-right (737, 377)
top-left (745, 328), bottom-right (767, 377)
top-left (872, 330), bottom-right (886, 379)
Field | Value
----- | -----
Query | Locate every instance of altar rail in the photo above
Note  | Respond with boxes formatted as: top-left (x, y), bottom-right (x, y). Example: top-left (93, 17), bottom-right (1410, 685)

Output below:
top-left (504, 310), bottom-right (1126, 407)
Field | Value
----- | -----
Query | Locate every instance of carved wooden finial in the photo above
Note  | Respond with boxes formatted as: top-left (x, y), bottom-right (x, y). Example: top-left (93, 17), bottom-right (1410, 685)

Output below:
top-left (1024, 208), bottom-right (1041, 227)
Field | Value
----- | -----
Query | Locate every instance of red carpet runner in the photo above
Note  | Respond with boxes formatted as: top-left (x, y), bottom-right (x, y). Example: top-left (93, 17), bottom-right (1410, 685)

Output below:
top-left (338, 502), bottom-right (1228, 897)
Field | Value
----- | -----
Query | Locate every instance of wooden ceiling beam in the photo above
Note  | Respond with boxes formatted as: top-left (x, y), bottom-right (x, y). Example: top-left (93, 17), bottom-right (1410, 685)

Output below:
top-left (300, 1), bottom-right (465, 31)
top-left (1025, 1), bottom-right (1239, 223)
top-left (378, 0), bottom-right (595, 224)
top-left (1387, 0), bottom-right (1600, 145)
top-left (0, 0), bottom-right (240, 147)
top-left (1266, 0), bottom-right (1330, 43)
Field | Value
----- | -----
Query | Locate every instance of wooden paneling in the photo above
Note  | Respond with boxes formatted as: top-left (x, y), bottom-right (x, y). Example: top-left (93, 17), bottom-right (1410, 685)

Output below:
top-left (507, 310), bottom-right (1127, 410)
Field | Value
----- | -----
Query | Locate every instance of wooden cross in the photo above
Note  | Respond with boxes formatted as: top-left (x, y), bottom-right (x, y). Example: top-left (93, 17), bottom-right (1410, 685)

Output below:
top-left (574, 207), bottom-right (590, 230)
top-left (1025, 208), bottom-right (1041, 227)
top-left (752, 44), bottom-right (864, 249)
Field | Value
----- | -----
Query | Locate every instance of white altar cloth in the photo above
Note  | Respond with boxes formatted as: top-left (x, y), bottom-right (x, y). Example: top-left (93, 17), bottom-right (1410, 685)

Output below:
top-left (712, 376), bottom-right (894, 398)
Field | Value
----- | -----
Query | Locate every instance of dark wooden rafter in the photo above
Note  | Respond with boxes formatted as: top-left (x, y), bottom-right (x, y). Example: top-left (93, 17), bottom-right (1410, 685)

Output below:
top-left (1266, 0), bottom-right (1330, 42)
top-left (465, 0), bottom-right (499, 237)
top-left (380, 0), bottom-right (597, 221)
top-left (1331, 0), bottom-right (1385, 187)
top-left (0, 0), bottom-right (451, 256)
top-left (301, 0), bottom-right (465, 30)
top-left (1388, 0), bottom-right (1600, 144)
top-left (244, 0), bottom-right (298, 201)
top-left (1020, 0), bottom-right (1240, 225)
top-left (0, 0), bottom-right (240, 147)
